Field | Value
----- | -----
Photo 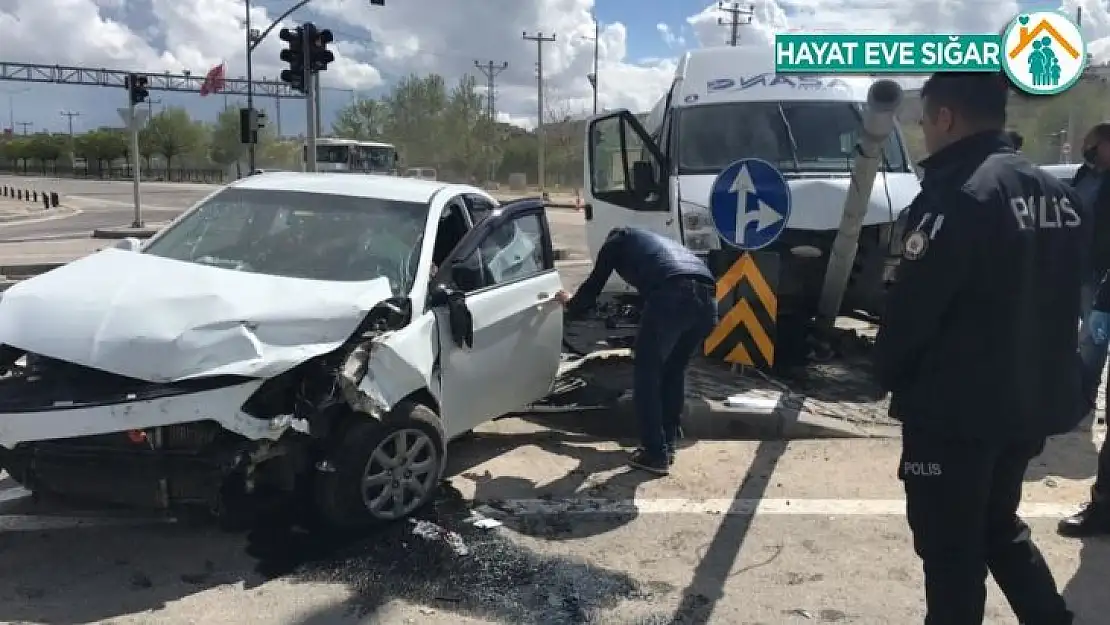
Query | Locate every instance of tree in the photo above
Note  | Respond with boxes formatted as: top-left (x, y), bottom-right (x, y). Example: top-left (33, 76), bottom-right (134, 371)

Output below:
top-left (73, 129), bottom-right (128, 173)
top-left (442, 75), bottom-right (489, 181)
top-left (0, 137), bottom-right (31, 169)
top-left (543, 94), bottom-right (586, 188)
top-left (332, 98), bottom-right (389, 141)
top-left (209, 105), bottom-right (248, 167)
top-left (144, 107), bottom-right (202, 173)
top-left (25, 133), bottom-right (70, 168)
top-left (382, 74), bottom-right (449, 169)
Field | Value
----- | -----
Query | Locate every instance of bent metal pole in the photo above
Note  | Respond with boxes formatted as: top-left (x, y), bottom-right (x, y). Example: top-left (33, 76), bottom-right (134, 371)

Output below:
top-left (816, 79), bottom-right (904, 328)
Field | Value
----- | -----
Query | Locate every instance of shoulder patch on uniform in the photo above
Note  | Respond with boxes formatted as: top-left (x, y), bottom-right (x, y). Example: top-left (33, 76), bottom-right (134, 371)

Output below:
top-left (903, 230), bottom-right (929, 261)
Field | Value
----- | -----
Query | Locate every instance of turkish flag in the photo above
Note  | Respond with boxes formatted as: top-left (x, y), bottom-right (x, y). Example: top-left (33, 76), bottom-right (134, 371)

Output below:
top-left (199, 62), bottom-right (226, 96)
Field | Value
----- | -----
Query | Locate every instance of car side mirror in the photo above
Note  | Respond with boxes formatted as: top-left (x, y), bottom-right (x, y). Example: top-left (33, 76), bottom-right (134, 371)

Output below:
top-left (428, 283), bottom-right (473, 348)
top-left (631, 161), bottom-right (655, 195)
top-left (113, 237), bottom-right (142, 252)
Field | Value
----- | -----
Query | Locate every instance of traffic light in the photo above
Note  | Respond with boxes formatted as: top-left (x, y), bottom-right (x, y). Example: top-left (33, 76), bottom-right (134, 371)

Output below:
top-left (126, 73), bottom-right (149, 105)
top-left (279, 26), bottom-right (306, 93)
top-left (306, 23), bottom-right (335, 72)
top-left (239, 108), bottom-right (269, 144)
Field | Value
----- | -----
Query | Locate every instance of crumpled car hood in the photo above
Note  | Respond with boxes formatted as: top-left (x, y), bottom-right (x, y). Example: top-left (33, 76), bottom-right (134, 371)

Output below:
top-left (0, 249), bottom-right (393, 383)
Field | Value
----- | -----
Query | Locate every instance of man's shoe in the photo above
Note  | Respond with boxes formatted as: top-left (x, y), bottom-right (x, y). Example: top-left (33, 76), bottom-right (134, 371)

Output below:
top-left (1057, 501), bottom-right (1110, 537)
top-left (628, 449), bottom-right (670, 476)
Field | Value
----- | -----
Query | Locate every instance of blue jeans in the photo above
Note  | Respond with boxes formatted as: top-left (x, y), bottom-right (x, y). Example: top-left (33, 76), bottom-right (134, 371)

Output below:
top-left (1079, 274), bottom-right (1109, 409)
top-left (633, 277), bottom-right (718, 460)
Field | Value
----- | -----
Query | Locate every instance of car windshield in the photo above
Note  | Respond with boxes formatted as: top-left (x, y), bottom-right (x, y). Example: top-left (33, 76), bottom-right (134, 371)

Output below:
top-left (676, 101), bottom-right (909, 175)
top-left (143, 187), bottom-right (428, 292)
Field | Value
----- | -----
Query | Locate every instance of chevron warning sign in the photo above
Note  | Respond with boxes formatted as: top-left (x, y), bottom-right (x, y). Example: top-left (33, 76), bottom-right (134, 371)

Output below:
top-left (703, 250), bottom-right (780, 369)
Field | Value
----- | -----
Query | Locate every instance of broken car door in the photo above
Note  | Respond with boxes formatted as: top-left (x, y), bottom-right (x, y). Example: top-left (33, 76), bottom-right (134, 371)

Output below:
top-left (430, 198), bottom-right (564, 438)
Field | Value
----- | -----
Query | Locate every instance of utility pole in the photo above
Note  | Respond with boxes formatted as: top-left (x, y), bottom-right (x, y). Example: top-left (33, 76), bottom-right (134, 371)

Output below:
top-left (474, 60), bottom-right (508, 124)
top-left (475, 60), bottom-right (509, 184)
top-left (275, 96), bottom-right (282, 137)
top-left (147, 97), bottom-right (162, 119)
top-left (16, 121), bottom-right (31, 135)
top-left (592, 17), bottom-right (599, 114)
top-left (717, 2), bottom-right (754, 46)
top-left (59, 110), bottom-right (81, 137)
top-left (523, 31), bottom-right (556, 192)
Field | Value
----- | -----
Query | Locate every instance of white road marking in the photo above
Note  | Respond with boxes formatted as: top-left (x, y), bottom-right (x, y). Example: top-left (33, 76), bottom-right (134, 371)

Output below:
top-left (483, 498), bottom-right (1083, 519)
top-left (66, 195), bottom-right (186, 211)
top-left (0, 208), bottom-right (83, 228)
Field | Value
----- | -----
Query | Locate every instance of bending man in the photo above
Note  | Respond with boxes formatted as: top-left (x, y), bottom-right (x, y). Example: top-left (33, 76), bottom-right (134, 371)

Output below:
top-left (556, 226), bottom-right (717, 475)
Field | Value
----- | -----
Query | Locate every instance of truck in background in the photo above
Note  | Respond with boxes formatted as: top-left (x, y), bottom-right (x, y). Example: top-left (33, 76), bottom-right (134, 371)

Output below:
top-left (582, 46), bottom-right (920, 347)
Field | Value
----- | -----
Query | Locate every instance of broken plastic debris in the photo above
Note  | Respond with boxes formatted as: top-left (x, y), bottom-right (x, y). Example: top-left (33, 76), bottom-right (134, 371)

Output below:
top-left (410, 519), bottom-right (469, 556)
top-left (724, 394), bottom-right (779, 411)
top-left (473, 518), bottom-right (502, 529)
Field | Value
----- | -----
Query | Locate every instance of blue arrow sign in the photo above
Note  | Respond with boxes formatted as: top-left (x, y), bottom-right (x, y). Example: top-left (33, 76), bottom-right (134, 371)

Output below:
top-left (708, 158), bottom-right (792, 250)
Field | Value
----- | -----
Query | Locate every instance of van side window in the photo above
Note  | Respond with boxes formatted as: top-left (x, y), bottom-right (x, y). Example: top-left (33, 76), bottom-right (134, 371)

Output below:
top-left (589, 113), bottom-right (668, 212)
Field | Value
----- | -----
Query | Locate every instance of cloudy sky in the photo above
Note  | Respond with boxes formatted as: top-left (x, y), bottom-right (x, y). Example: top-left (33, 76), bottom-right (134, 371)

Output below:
top-left (1, 0), bottom-right (1109, 136)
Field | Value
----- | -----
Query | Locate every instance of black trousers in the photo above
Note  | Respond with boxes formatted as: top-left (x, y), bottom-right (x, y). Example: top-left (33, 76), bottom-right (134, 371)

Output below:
top-left (899, 426), bottom-right (1072, 625)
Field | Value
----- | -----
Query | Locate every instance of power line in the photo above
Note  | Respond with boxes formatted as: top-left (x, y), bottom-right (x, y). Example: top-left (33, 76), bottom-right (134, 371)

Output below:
top-left (717, 2), bottom-right (754, 46)
top-left (523, 31), bottom-right (556, 192)
top-left (59, 110), bottom-right (81, 137)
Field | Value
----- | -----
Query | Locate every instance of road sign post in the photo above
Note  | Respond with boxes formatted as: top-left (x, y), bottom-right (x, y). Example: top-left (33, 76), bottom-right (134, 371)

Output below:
top-left (708, 158), bottom-right (792, 250)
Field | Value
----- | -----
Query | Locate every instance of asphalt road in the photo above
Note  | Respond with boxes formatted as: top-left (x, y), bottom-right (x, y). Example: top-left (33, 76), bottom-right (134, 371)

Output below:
top-left (0, 175), bottom-right (588, 254)
top-left (1, 176), bottom-right (1106, 623)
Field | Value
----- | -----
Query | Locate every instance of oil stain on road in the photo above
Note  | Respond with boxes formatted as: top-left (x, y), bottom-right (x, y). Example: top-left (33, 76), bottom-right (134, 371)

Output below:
top-left (245, 483), bottom-right (672, 624)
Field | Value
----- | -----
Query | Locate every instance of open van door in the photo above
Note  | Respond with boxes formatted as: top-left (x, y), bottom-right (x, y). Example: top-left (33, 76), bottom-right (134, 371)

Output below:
top-left (583, 110), bottom-right (679, 290)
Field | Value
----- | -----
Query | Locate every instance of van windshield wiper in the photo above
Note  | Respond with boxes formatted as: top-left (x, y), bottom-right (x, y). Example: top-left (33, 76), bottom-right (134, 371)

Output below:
top-left (776, 104), bottom-right (801, 172)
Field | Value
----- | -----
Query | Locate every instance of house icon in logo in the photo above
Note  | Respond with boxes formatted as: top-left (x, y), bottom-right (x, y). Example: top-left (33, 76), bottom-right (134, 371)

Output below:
top-left (1002, 12), bottom-right (1087, 95)
top-left (1008, 17), bottom-right (1080, 61)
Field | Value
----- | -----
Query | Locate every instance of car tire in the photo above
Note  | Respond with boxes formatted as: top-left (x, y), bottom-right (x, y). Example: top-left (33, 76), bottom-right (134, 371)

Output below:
top-left (314, 400), bottom-right (446, 531)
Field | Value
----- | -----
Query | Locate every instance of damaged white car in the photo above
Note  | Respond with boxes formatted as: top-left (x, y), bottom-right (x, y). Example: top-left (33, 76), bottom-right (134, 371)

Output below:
top-left (0, 173), bottom-right (564, 529)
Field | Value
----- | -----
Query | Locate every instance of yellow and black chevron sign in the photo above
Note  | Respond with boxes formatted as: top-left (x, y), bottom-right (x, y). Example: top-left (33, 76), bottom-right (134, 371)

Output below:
top-left (703, 251), bottom-right (780, 369)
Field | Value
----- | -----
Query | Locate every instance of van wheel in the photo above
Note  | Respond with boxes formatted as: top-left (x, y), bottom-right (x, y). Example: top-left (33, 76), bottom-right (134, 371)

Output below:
top-left (314, 401), bottom-right (446, 530)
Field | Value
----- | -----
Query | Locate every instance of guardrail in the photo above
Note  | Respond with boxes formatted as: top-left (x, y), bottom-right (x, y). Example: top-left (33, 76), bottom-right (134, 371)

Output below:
top-left (0, 163), bottom-right (226, 184)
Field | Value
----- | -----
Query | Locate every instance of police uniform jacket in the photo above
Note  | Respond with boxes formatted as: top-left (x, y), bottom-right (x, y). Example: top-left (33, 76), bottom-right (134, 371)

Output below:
top-left (1072, 164), bottom-right (1110, 273)
top-left (874, 131), bottom-right (1090, 440)
top-left (565, 226), bottom-right (714, 318)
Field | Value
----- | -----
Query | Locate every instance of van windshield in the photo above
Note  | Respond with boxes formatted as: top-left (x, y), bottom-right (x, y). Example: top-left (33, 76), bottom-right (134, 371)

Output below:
top-left (675, 101), bottom-right (909, 175)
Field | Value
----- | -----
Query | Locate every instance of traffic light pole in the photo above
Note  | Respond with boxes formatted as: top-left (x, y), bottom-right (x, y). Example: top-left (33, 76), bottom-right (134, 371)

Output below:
top-left (245, 0), bottom-right (256, 173)
top-left (128, 96), bottom-right (143, 228)
top-left (305, 66), bottom-right (318, 173)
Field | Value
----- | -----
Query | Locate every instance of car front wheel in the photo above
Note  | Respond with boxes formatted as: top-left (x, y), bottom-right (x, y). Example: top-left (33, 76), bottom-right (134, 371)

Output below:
top-left (314, 401), bottom-right (446, 530)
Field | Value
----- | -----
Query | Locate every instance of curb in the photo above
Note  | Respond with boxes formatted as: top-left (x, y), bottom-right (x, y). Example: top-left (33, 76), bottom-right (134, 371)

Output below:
top-left (682, 398), bottom-right (901, 439)
top-left (91, 225), bottom-right (164, 239)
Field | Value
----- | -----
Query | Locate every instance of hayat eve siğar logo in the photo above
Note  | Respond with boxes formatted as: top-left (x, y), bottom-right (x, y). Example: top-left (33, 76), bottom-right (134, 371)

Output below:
top-left (1001, 11), bottom-right (1087, 95)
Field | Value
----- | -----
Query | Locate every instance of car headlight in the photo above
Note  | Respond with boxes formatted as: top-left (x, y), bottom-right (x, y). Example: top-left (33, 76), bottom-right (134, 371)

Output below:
top-left (680, 202), bottom-right (721, 252)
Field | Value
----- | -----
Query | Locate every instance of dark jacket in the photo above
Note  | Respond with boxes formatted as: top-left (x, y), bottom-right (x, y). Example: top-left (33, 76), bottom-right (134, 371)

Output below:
top-left (566, 226), bottom-right (714, 318)
top-left (874, 131), bottom-right (1090, 440)
top-left (1072, 164), bottom-right (1110, 273)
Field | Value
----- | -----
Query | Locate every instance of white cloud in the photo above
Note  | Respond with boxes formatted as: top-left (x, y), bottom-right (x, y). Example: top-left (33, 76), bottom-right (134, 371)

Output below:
top-left (1, 0), bottom-right (1110, 135)
top-left (657, 23), bottom-right (686, 49)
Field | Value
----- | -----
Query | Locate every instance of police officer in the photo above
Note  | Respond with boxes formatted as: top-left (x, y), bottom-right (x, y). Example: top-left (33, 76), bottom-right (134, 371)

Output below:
top-left (555, 226), bottom-right (717, 475)
top-left (874, 72), bottom-right (1083, 625)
